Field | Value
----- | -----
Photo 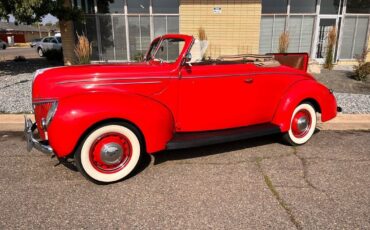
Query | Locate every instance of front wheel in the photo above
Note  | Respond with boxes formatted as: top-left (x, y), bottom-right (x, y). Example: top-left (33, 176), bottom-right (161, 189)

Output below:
top-left (283, 103), bottom-right (317, 145)
top-left (75, 123), bottom-right (143, 183)
top-left (38, 48), bottom-right (44, 57)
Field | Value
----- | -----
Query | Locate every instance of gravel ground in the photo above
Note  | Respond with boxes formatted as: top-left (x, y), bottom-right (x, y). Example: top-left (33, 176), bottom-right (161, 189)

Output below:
top-left (0, 73), bottom-right (33, 113)
top-left (335, 93), bottom-right (370, 114)
top-left (0, 69), bottom-right (369, 114)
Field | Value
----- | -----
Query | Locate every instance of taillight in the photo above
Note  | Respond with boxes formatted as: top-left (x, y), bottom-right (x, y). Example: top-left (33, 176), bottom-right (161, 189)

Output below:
top-left (33, 100), bottom-right (58, 140)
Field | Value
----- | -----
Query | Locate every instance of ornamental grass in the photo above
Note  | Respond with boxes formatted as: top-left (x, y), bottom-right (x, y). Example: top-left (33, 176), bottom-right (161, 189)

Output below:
top-left (278, 31), bottom-right (289, 53)
top-left (74, 33), bottom-right (91, 65)
top-left (324, 26), bottom-right (337, 70)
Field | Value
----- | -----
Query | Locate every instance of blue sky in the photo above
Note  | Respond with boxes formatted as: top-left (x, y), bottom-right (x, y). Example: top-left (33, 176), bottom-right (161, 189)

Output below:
top-left (8, 14), bottom-right (58, 24)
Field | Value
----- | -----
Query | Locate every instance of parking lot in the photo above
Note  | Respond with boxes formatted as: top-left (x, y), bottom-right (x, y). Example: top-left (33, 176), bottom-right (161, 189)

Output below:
top-left (0, 130), bottom-right (369, 229)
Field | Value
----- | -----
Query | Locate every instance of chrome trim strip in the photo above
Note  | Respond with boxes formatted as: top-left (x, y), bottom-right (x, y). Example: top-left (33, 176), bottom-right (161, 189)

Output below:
top-left (32, 99), bottom-right (57, 105)
top-left (85, 81), bottom-right (162, 86)
top-left (58, 77), bottom-right (170, 85)
top-left (57, 71), bottom-right (306, 85)
top-left (181, 72), bottom-right (308, 79)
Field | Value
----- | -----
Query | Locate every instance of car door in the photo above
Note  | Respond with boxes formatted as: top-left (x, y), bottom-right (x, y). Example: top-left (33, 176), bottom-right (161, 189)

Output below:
top-left (42, 38), bottom-right (51, 51)
top-left (50, 38), bottom-right (59, 50)
top-left (178, 63), bottom-right (265, 132)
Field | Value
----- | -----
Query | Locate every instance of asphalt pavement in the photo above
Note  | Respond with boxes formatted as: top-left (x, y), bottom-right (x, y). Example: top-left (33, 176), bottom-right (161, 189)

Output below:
top-left (0, 131), bottom-right (369, 229)
top-left (0, 47), bottom-right (40, 61)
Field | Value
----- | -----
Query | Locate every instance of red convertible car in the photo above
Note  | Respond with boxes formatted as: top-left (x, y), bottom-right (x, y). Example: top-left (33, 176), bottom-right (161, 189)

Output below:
top-left (25, 34), bottom-right (339, 183)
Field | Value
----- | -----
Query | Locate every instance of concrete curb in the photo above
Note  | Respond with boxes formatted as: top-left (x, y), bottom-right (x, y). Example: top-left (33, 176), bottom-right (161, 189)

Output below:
top-left (0, 114), bottom-right (370, 132)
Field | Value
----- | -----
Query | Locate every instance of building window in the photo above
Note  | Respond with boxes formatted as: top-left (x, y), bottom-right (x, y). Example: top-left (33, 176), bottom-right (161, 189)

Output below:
top-left (76, 0), bottom-right (179, 61)
top-left (128, 16), bottom-right (150, 60)
top-left (346, 0), bottom-right (370, 14)
top-left (340, 16), bottom-right (370, 59)
top-left (259, 16), bottom-right (286, 53)
top-left (112, 15), bottom-right (127, 60)
top-left (73, 0), bottom-right (95, 13)
top-left (320, 0), bottom-right (340, 14)
top-left (127, 0), bottom-right (149, 14)
top-left (98, 15), bottom-right (114, 60)
top-left (97, 0), bottom-right (124, 13)
top-left (82, 15), bottom-right (99, 60)
top-left (290, 0), bottom-right (316, 13)
top-left (261, 0), bottom-right (287, 14)
top-left (152, 0), bottom-right (179, 14)
top-left (153, 16), bottom-right (179, 38)
top-left (288, 16), bottom-right (315, 53)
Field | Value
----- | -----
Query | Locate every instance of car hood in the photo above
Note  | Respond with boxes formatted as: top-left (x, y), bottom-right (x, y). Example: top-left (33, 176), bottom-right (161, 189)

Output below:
top-left (32, 62), bottom-right (175, 102)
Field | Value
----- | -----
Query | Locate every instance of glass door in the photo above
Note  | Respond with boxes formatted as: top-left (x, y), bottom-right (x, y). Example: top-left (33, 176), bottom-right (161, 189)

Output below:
top-left (314, 17), bottom-right (339, 63)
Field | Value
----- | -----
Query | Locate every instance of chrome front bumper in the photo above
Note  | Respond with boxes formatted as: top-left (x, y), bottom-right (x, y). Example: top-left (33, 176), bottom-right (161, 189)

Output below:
top-left (24, 117), bottom-right (53, 154)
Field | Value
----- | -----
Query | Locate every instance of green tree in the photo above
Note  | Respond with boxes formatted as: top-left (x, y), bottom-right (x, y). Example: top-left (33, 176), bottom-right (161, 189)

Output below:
top-left (0, 0), bottom-right (81, 24)
top-left (0, 0), bottom-right (82, 64)
top-left (0, 0), bottom-right (114, 64)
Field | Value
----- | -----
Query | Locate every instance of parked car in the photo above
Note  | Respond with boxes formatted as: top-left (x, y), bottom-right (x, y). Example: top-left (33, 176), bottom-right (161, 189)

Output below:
top-left (0, 39), bottom-right (7, 49)
top-left (30, 38), bottom-right (42, 48)
top-left (25, 34), bottom-right (339, 183)
top-left (36, 36), bottom-right (62, 57)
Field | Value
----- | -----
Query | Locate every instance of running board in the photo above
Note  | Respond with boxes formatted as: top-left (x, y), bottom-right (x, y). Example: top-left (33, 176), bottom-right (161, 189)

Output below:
top-left (166, 123), bottom-right (281, 150)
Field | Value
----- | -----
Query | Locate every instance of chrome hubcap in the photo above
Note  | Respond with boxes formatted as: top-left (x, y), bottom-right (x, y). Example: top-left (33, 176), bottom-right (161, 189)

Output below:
top-left (100, 143), bottom-right (123, 165)
top-left (297, 117), bottom-right (308, 131)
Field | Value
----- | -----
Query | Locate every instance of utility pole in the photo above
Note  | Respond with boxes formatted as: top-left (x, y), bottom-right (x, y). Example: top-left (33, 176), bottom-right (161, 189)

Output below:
top-left (38, 23), bottom-right (41, 38)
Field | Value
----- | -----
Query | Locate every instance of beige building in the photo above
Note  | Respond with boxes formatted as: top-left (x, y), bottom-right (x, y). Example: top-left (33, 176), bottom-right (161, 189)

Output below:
top-left (72, 0), bottom-right (370, 63)
top-left (0, 22), bottom-right (57, 43)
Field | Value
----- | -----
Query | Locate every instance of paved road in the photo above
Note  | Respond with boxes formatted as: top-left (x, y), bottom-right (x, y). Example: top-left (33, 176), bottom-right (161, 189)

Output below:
top-left (0, 47), bottom-right (40, 61)
top-left (0, 131), bottom-right (369, 229)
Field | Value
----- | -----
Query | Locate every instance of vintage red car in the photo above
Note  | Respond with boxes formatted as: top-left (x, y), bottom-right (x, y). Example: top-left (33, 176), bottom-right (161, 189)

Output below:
top-left (25, 34), bottom-right (339, 183)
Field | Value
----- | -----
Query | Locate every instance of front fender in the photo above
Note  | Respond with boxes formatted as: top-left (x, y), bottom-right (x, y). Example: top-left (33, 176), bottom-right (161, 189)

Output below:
top-left (48, 92), bottom-right (175, 157)
top-left (272, 80), bottom-right (337, 132)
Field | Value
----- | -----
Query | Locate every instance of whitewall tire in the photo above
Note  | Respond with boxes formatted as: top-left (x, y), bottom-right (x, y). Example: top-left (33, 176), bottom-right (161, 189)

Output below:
top-left (283, 103), bottom-right (317, 145)
top-left (75, 123), bottom-right (142, 183)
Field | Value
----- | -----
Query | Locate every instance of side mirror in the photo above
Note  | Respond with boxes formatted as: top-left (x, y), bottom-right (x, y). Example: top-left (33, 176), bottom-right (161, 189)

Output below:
top-left (185, 53), bottom-right (192, 63)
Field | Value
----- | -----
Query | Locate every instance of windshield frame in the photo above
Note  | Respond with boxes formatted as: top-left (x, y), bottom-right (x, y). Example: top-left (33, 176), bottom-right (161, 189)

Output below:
top-left (144, 34), bottom-right (194, 66)
top-left (144, 37), bottom-right (161, 61)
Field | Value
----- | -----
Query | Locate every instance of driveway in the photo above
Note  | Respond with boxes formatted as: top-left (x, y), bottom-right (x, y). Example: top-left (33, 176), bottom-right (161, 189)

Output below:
top-left (0, 131), bottom-right (369, 229)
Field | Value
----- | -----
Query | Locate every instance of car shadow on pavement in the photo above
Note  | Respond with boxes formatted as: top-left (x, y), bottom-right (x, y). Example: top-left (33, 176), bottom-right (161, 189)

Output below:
top-left (0, 58), bottom-right (62, 76)
top-left (151, 134), bottom-right (281, 166)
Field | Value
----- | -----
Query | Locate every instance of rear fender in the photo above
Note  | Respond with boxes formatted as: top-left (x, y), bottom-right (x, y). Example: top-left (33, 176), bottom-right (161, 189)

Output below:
top-left (272, 80), bottom-right (337, 132)
top-left (47, 92), bottom-right (175, 157)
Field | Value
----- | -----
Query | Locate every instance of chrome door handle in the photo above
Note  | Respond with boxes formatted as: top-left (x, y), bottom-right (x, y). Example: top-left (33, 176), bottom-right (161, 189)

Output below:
top-left (244, 78), bottom-right (254, 84)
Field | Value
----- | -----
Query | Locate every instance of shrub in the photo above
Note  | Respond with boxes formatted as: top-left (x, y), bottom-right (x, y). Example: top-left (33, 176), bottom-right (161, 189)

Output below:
top-left (133, 52), bottom-right (144, 62)
top-left (43, 49), bottom-right (63, 62)
top-left (324, 26), bottom-right (337, 70)
top-left (353, 62), bottom-right (370, 81)
top-left (14, 55), bottom-right (26, 62)
top-left (353, 49), bottom-right (370, 82)
top-left (74, 33), bottom-right (91, 64)
top-left (278, 31), bottom-right (289, 53)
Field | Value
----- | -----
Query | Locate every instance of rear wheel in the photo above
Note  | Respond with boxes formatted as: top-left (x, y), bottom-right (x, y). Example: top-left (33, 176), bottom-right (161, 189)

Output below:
top-left (283, 103), bottom-right (317, 145)
top-left (2, 44), bottom-right (6, 49)
top-left (75, 123), bottom-right (143, 183)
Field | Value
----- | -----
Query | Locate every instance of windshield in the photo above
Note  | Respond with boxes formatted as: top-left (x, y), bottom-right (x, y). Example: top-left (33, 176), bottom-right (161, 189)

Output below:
top-left (151, 38), bottom-right (185, 63)
top-left (56, 37), bottom-right (62, 43)
top-left (155, 38), bottom-right (185, 63)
